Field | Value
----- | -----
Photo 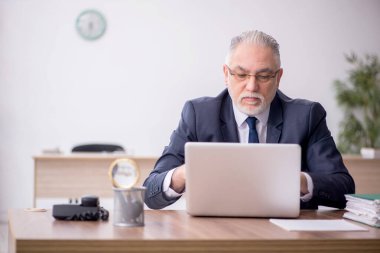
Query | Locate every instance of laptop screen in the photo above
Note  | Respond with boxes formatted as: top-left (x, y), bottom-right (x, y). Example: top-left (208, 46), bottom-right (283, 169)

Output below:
top-left (185, 142), bottom-right (301, 218)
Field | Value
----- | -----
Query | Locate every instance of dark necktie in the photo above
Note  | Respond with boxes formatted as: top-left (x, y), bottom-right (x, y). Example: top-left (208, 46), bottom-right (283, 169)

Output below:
top-left (246, 117), bottom-right (259, 143)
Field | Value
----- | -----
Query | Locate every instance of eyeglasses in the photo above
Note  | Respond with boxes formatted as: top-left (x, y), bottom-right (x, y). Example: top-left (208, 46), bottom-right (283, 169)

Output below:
top-left (226, 65), bottom-right (280, 83)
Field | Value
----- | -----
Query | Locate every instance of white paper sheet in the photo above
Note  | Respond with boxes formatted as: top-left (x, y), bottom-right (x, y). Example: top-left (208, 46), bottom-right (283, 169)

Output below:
top-left (269, 219), bottom-right (368, 231)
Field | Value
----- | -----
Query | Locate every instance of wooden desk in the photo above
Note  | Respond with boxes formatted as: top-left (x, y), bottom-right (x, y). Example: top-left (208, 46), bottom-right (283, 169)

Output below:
top-left (33, 154), bottom-right (157, 207)
top-left (8, 209), bottom-right (380, 253)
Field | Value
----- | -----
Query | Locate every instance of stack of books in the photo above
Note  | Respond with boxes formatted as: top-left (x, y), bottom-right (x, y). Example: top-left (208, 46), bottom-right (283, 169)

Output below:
top-left (344, 194), bottom-right (380, 227)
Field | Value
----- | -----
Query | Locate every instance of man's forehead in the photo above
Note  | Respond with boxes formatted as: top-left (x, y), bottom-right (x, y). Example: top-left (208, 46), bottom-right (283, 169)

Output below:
top-left (229, 44), bottom-right (279, 70)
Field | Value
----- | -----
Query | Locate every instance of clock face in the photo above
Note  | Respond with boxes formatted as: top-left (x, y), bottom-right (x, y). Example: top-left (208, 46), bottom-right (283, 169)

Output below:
top-left (76, 9), bottom-right (107, 41)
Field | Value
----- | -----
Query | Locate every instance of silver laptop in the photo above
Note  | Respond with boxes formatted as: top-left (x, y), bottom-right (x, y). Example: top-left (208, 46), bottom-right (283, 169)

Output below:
top-left (185, 142), bottom-right (301, 218)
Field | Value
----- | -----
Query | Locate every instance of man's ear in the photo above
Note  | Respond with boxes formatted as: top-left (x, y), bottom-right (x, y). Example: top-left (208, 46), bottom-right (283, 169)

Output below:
top-left (223, 65), bottom-right (229, 86)
top-left (276, 68), bottom-right (284, 88)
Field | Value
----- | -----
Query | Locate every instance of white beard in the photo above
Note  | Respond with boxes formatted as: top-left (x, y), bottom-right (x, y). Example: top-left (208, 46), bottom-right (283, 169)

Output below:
top-left (236, 92), bottom-right (268, 116)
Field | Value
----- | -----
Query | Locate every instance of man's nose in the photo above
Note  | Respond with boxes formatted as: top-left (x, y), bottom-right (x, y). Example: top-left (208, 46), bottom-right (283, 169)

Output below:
top-left (245, 75), bottom-right (259, 91)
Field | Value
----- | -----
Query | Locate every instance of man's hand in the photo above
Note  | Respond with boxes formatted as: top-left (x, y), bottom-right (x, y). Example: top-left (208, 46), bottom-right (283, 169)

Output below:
top-left (170, 165), bottom-right (186, 193)
top-left (300, 172), bottom-right (309, 196)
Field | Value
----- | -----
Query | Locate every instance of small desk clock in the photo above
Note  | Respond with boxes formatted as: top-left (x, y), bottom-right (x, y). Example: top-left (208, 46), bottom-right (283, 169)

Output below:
top-left (76, 9), bottom-right (107, 41)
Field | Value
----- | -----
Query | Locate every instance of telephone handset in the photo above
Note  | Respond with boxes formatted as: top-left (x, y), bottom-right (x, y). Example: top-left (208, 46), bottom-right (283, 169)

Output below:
top-left (52, 195), bottom-right (109, 221)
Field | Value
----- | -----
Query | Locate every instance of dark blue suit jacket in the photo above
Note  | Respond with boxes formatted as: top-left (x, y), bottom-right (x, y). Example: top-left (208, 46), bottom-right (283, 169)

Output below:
top-left (143, 89), bottom-right (355, 209)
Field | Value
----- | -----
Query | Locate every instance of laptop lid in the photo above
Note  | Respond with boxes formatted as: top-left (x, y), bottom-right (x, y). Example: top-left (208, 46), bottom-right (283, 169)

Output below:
top-left (185, 142), bottom-right (301, 218)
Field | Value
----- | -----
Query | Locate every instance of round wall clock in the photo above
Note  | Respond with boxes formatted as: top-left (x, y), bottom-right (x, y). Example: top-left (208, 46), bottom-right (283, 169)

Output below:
top-left (76, 9), bottom-right (107, 41)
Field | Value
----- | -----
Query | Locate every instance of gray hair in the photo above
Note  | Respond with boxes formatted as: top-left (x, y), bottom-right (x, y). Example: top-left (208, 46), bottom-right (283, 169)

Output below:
top-left (225, 30), bottom-right (281, 67)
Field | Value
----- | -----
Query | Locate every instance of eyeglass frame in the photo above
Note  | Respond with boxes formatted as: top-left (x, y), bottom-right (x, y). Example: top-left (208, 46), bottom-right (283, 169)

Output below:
top-left (225, 65), bottom-right (281, 83)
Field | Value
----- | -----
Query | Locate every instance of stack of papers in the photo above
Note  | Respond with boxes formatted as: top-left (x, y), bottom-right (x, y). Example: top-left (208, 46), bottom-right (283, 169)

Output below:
top-left (270, 219), bottom-right (367, 231)
top-left (344, 194), bottom-right (380, 227)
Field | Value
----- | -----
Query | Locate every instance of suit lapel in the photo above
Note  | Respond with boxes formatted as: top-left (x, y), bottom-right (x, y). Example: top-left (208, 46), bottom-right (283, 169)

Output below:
top-left (220, 91), bottom-right (239, 142)
top-left (266, 93), bottom-right (283, 143)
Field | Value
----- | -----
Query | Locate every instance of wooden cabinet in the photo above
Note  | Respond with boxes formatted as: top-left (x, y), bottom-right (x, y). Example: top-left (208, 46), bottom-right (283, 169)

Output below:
top-left (33, 154), bottom-right (157, 207)
top-left (343, 155), bottom-right (380, 194)
top-left (33, 154), bottom-right (380, 208)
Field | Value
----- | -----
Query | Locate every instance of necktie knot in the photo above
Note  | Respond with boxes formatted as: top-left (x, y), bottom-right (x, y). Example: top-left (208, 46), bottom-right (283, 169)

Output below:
top-left (246, 117), bottom-right (259, 143)
top-left (246, 117), bottom-right (257, 130)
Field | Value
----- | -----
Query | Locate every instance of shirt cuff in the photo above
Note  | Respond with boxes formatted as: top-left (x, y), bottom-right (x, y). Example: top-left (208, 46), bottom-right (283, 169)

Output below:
top-left (163, 168), bottom-right (184, 199)
top-left (300, 172), bottom-right (314, 202)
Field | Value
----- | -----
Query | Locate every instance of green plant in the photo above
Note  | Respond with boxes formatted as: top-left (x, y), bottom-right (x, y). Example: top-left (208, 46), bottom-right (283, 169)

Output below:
top-left (334, 53), bottom-right (380, 154)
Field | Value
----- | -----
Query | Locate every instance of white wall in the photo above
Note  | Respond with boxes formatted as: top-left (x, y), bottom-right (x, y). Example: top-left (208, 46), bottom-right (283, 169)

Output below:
top-left (1, 0), bottom-right (380, 220)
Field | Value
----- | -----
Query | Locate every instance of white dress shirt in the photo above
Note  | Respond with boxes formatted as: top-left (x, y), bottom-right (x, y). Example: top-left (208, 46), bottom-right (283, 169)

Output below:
top-left (163, 103), bottom-right (314, 201)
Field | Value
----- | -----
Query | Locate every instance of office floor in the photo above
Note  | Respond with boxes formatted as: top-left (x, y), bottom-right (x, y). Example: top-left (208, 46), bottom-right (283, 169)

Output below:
top-left (0, 222), bottom-right (7, 253)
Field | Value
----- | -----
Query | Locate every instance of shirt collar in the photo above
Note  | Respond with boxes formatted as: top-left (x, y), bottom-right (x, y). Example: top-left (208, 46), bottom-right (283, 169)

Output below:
top-left (232, 102), bottom-right (270, 128)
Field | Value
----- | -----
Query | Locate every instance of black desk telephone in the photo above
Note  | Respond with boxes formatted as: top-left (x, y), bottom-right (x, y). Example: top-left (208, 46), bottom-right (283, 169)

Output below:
top-left (52, 195), bottom-right (109, 221)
